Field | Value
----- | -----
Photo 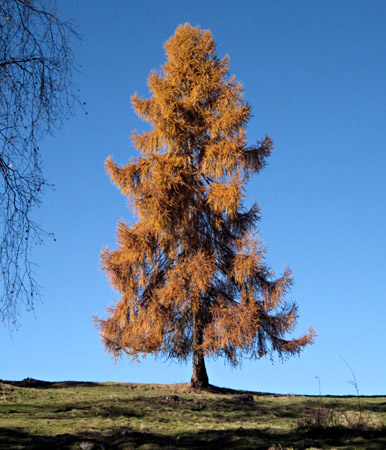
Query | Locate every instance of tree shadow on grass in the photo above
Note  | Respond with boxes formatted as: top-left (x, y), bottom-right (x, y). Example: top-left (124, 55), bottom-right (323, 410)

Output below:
top-left (0, 427), bottom-right (78, 450)
top-left (1, 424), bottom-right (386, 450)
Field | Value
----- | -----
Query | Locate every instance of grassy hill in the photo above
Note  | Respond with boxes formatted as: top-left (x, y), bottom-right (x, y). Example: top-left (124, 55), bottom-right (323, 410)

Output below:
top-left (0, 379), bottom-right (385, 449)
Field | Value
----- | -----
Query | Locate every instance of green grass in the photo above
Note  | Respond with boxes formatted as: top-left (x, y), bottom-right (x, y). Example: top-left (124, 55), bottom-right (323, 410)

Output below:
top-left (0, 379), bottom-right (385, 449)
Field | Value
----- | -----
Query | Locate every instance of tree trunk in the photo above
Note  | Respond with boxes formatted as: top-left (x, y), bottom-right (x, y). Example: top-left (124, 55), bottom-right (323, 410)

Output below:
top-left (191, 347), bottom-right (209, 388)
top-left (191, 307), bottom-right (209, 388)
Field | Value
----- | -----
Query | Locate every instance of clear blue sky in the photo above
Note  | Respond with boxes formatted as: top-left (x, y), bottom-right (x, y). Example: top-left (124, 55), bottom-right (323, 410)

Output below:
top-left (1, 0), bottom-right (385, 395)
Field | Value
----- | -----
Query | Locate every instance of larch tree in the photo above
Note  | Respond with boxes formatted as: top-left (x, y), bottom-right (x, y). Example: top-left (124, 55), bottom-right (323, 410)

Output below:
top-left (97, 24), bottom-right (315, 388)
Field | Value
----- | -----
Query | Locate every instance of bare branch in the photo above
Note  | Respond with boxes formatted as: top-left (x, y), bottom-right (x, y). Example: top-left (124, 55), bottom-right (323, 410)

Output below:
top-left (0, 0), bottom-right (80, 326)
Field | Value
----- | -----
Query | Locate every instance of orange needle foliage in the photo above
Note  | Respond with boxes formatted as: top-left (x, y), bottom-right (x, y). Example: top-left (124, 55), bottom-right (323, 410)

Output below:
top-left (96, 24), bottom-right (315, 388)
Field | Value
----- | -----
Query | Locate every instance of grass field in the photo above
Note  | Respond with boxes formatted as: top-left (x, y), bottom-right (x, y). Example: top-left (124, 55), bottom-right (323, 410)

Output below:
top-left (0, 379), bottom-right (385, 449)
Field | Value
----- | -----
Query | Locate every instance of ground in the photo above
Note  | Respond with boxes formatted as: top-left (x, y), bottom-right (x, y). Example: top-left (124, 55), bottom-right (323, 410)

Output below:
top-left (0, 379), bottom-right (385, 449)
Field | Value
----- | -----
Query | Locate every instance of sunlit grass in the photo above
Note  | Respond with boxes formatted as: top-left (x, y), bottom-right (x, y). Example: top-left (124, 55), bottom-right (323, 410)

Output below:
top-left (0, 380), bottom-right (385, 449)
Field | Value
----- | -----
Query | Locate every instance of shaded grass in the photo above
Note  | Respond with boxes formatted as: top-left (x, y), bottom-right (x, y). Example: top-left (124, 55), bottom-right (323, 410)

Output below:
top-left (0, 380), bottom-right (385, 449)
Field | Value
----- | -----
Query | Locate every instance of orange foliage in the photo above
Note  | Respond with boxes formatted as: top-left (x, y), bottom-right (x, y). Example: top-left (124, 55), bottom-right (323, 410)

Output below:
top-left (96, 24), bottom-right (315, 376)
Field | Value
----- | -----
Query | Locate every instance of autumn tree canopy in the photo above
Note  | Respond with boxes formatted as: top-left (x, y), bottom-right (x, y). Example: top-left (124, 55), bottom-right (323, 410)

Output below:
top-left (97, 24), bottom-right (314, 388)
